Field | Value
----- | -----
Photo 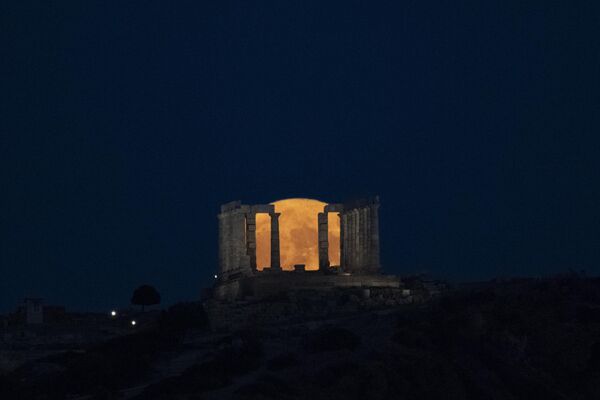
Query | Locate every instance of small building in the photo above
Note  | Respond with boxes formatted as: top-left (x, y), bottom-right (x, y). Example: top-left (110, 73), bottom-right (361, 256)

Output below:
top-left (23, 298), bottom-right (44, 324)
top-left (11, 298), bottom-right (67, 325)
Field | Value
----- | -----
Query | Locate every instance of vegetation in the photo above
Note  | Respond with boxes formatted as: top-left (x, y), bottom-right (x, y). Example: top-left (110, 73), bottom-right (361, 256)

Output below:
top-left (136, 330), bottom-right (264, 399)
top-left (131, 285), bottom-right (161, 311)
top-left (304, 326), bottom-right (361, 353)
top-left (157, 301), bottom-right (208, 334)
top-left (267, 353), bottom-right (300, 371)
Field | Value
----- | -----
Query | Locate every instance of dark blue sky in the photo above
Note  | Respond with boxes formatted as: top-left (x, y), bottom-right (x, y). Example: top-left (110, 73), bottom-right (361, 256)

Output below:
top-left (1, 1), bottom-right (599, 312)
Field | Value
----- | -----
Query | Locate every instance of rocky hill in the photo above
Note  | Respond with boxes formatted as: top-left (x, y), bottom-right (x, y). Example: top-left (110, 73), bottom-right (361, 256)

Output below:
top-left (2, 274), bottom-right (600, 399)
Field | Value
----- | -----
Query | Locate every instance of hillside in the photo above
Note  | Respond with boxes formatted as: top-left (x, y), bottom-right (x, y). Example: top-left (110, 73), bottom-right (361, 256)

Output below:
top-left (2, 274), bottom-right (600, 399)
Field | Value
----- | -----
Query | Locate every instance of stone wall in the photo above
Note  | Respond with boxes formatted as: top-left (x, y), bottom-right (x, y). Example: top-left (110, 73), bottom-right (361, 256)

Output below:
top-left (205, 285), bottom-right (415, 331)
top-left (210, 272), bottom-right (402, 303)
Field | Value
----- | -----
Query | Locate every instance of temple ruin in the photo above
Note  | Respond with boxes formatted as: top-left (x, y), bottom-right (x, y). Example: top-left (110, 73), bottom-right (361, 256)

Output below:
top-left (213, 196), bottom-right (402, 301)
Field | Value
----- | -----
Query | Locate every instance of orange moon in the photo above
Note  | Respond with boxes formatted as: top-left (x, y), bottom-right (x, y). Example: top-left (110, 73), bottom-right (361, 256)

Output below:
top-left (255, 198), bottom-right (340, 271)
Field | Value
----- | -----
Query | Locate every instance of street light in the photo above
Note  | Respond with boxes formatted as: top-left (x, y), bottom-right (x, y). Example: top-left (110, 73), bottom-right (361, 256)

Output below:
top-left (110, 310), bottom-right (117, 317)
top-left (131, 320), bottom-right (136, 326)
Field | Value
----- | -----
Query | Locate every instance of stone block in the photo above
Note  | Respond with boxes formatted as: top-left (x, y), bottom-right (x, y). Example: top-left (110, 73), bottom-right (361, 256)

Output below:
top-left (220, 200), bottom-right (241, 213)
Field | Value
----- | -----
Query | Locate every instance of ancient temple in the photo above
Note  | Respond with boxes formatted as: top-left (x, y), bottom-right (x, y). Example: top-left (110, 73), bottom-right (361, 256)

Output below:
top-left (213, 196), bottom-right (399, 300)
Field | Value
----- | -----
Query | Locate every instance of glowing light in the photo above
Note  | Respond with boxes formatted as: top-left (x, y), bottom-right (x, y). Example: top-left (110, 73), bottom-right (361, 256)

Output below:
top-left (131, 320), bottom-right (136, 326)
top-left (255, 198), bottom-right (340, 271)
top-left (214, 274), bottom-right (218, 279)
top-left (110, 310), bottom-right (117, 317)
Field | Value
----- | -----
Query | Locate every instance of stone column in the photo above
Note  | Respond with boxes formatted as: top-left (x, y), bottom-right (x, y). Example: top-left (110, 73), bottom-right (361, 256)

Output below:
top-left (361, 207), bottom-right (368, 269)
top-left (245, 213), bottom-right (257, 271)
top-left (270, 212), bottom-right (281, 270)
top-left (369, 203), bottom-right (380, 271)
top-left (218, 209), bottom-right (251, 277)
top-left (338, 198), bottom-right (381, 274)
top-left (218, 212), bottom-right (236, 275)
top-left (353, 209), bottom-right (360, 271)
top-left (233, 209), bottom-right (251, 271)
top-left (218, 213), bottom-right (227, 274)
top-left (346, 210), bottom-right (354, 272)
top-left (339, 213), bottom-right (345, 272)
top-left (318, 212), bottom-right (329, 271)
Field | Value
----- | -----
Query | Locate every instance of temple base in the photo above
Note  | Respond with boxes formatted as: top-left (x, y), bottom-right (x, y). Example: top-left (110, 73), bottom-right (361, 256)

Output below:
top-left (211, 270), bottom-right (400, 302)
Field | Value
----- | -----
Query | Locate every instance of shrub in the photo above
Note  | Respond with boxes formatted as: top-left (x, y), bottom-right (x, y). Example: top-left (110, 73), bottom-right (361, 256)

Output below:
top-left (137, 333), bottom-right (264, 399)
top-left (305, 326), bottom-right (361, 353)
top-left (267, 353), bottom-right (299, 371)
top-left (235, 374), bottom-right (294, 398)
top-left (157, 302), bottom-right (208, 334)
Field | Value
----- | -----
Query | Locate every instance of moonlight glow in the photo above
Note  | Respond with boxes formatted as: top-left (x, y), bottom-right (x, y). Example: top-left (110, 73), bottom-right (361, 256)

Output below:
top-left (255, 198), bottom-right (340, 271)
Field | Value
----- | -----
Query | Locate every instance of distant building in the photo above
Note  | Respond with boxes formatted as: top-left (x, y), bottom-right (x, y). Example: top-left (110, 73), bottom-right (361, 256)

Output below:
top-left (23, 298), bottom-right (44, 324)
top-left (13, 298), bottom-right (66, 325)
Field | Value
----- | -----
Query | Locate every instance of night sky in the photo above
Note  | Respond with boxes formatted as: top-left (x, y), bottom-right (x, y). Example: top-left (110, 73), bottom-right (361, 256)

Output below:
top-left (2, 1), bottom-right (599, 312)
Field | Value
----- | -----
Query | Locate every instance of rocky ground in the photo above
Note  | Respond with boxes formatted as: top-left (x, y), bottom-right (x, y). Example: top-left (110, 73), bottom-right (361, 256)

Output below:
top-left (2, 274), bottom-right (600, 399)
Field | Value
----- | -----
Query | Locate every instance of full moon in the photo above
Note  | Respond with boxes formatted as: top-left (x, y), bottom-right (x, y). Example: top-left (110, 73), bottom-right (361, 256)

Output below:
top-left (255, 198), bottom-right (340, 271)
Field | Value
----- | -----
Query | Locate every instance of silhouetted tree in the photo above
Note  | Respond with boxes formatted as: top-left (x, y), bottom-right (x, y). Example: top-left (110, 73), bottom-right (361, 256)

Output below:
top-left (131, 285), bottom-right (161, 311)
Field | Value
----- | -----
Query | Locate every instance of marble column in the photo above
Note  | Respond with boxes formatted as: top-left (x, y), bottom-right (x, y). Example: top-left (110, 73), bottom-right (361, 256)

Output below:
top-left (318, 212), bottom-right (329, 271)
top-left (233, 210), bottom-right (251, 271)
top-left (270, 212), bottom-right (281, 270)
top-left (339, 213), bottom-right (345, 272)
top-left (245, 213), bottom-right (257, 271)
top-left (361, 207), bottom-right (368, 269)
top-left (369, 203), bottom-right (380, 271)
top-left (353, 209), bottom-right (360, 271)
